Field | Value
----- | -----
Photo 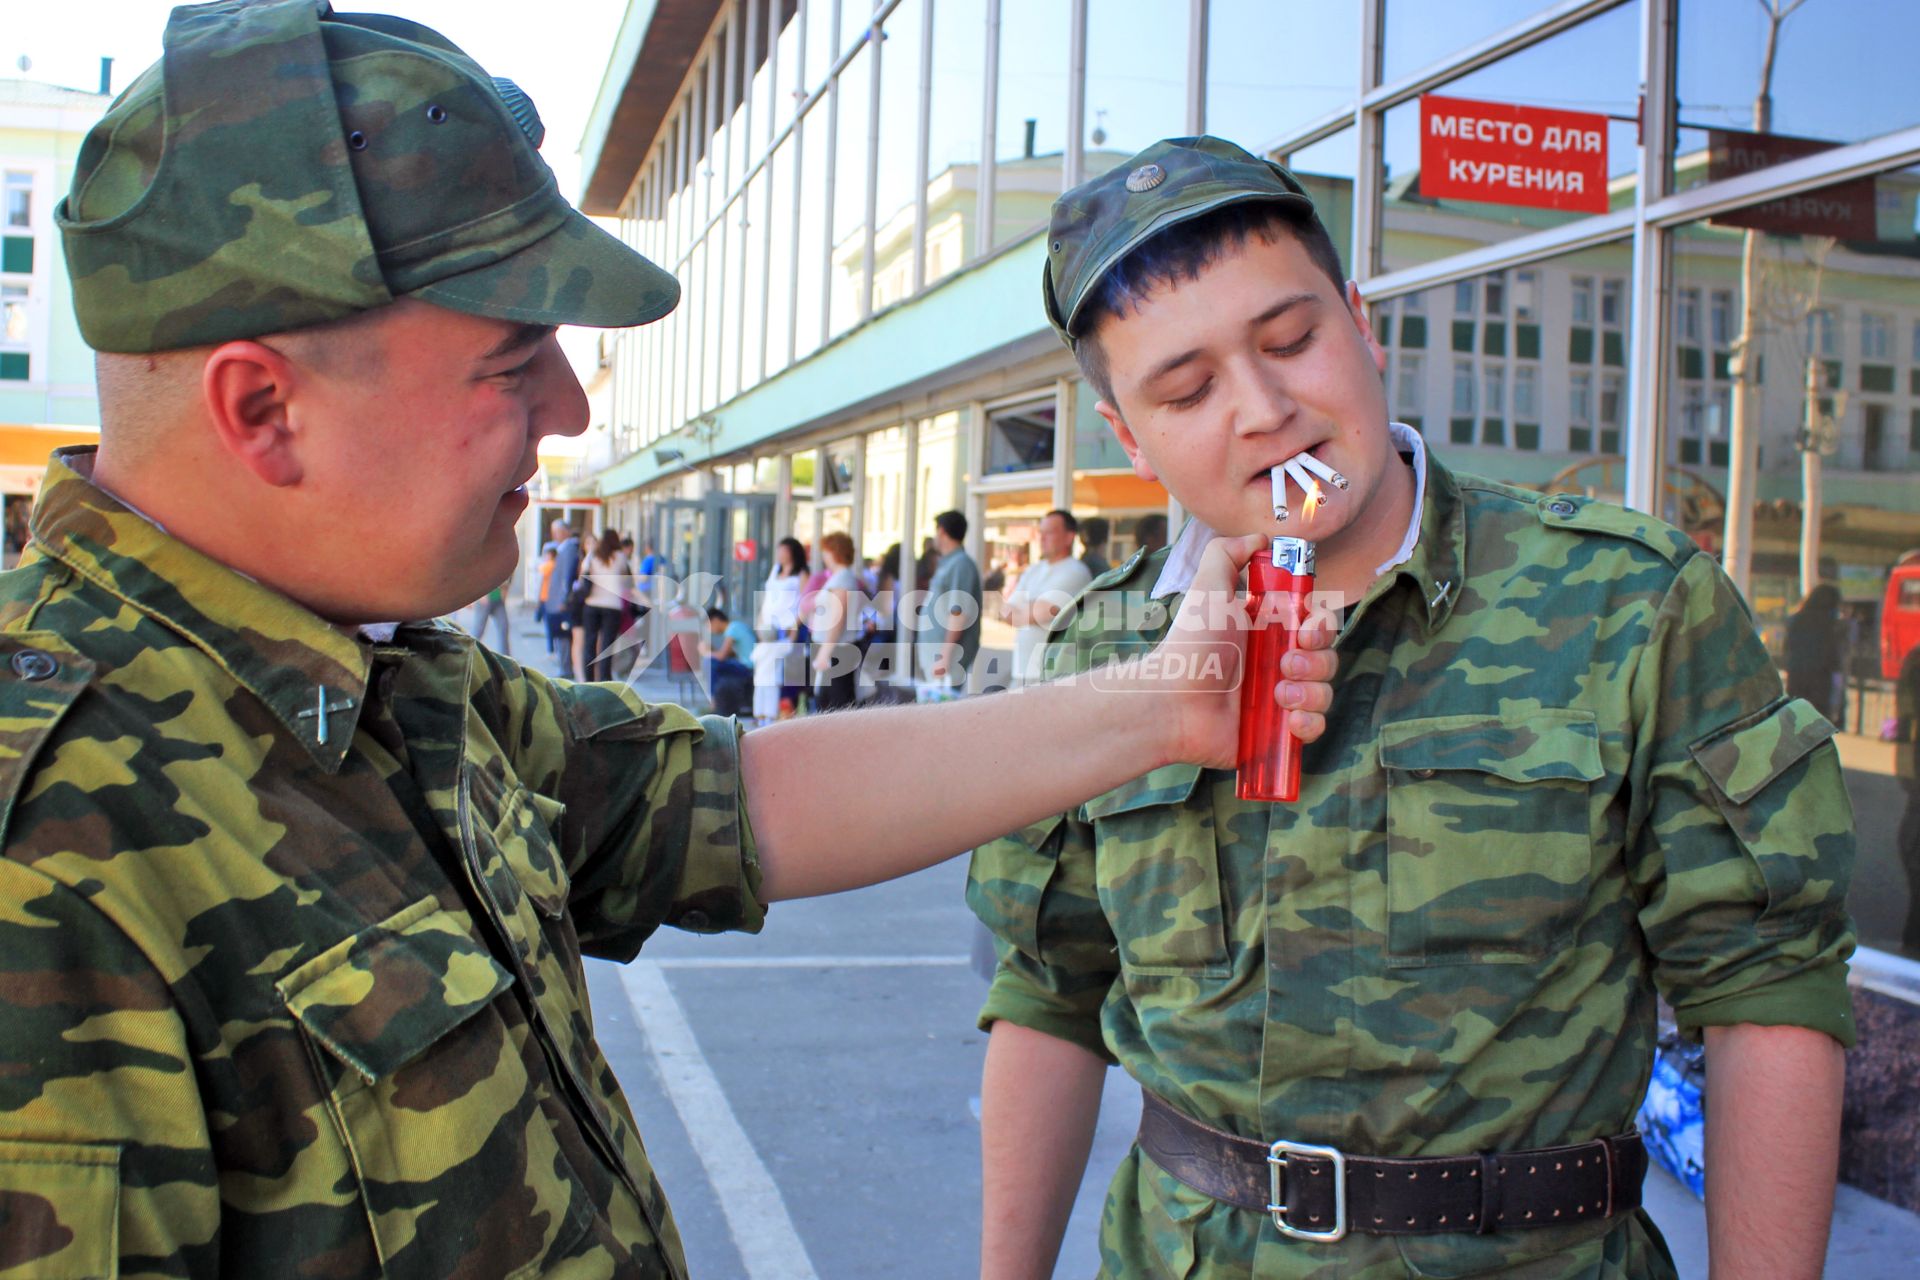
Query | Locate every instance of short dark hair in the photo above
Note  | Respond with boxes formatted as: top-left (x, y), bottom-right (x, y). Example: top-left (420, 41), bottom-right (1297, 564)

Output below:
top-left (1080, 516), bottom-right (1109, 547)
top-left (706, 606), bottom-right (729, 622)
top-left (935, 510), bottom-right (967, 542)
top-left (1075, 201), bottom-right (1346, 405)
top-left (1133, 512), bottom-right (1168, 545)
top-left (1044, 508), bottom-right (1078, 535)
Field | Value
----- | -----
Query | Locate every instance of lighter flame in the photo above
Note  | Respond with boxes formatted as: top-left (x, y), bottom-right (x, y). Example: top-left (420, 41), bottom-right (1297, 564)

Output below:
top-left (1302, 478), bottom-right (1326, 522)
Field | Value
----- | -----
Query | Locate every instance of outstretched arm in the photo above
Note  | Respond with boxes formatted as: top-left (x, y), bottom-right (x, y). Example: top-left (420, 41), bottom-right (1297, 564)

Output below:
top-left (745, 533), bottom-right (1337, 901)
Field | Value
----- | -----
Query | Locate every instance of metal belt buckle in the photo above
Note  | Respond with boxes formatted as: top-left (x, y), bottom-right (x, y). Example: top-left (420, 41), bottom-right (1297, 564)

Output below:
top-left (1267, 1139), bottom-right (1348, 1242)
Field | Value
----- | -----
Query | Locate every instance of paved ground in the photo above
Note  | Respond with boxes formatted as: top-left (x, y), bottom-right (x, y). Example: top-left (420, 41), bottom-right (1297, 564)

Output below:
top-left (588, 860), bottom-right (1920, 1279)
top-left (492, 611), bottom-right (1920, 1277)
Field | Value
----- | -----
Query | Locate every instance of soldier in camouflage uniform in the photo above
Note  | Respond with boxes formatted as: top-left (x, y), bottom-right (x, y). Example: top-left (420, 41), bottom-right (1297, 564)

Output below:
top-left (0, 9), bottom-right (1339, 1276)
top-left (969, 137), bottom-right (1856, 1279)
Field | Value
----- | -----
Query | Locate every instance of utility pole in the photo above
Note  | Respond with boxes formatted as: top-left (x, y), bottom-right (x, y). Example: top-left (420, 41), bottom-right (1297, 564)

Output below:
top-left (1722, 0), bottom-right (1808, 594)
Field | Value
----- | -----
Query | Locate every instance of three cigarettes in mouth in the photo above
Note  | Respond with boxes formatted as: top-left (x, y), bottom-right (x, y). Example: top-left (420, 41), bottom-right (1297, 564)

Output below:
top-left (1270, 452), bottom-right (1348, 522)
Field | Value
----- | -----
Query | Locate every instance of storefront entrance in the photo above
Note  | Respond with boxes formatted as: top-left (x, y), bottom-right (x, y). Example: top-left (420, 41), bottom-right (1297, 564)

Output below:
top-left (652, 492), bottom-right (776, 618)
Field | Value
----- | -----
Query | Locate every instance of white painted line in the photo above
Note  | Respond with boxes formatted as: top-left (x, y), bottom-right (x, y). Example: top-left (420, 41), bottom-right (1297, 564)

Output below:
top-left (619, 960), bottom-right (821, 1280)
top-left (648, 954), bottom-right (970, 970)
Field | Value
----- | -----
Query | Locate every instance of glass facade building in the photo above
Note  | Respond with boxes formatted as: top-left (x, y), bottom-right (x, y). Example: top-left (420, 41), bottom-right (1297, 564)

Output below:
top-left (581, 0), bottom-right (1920, 1116)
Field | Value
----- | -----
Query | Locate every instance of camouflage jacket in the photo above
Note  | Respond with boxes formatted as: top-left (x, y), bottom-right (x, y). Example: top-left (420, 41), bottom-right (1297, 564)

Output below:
top-left (0, 449), bottom-right (761, 1279)
top-left (968, 450), bottom-right (1856, 1280)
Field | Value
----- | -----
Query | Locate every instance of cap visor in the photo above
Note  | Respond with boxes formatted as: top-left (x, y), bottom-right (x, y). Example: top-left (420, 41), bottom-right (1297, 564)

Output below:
top-left (410, 207), bottom-right (680, 328)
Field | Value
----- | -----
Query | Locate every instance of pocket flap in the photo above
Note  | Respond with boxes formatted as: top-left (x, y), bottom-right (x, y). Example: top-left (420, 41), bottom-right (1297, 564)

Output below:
top-left (277, 897), bottom-right (514, 1084)
top-left (1082, 763), bottom-right (1207, 821)
top-left (493, 786), bottom-right (571, 920)
top-left (1690, 697), bottom-right (1837, 806)
top-left (1380, 710), bottom-right (1602, 784)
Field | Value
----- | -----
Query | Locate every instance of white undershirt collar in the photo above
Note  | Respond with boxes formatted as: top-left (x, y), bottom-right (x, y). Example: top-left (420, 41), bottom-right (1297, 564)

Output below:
top-left (1149, 421), bottom-right (1430, 600)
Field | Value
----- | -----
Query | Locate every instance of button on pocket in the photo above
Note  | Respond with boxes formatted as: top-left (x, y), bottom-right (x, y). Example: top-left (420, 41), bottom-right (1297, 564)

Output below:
top-left (1380, 711), bottom-right (1601, 966)
top-left (1085, 763), bottom-right (1230, 975)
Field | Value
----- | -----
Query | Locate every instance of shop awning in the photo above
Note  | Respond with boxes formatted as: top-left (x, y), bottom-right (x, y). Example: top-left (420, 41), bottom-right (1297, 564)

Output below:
top-left (0, 424), bottom-right (99, 496)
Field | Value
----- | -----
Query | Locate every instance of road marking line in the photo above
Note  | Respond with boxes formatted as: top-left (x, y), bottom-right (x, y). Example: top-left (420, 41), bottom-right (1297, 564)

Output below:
top-left (648, 954), bottom-right (970, 970)
top-left (619, 960), bottom-right (820, 1280)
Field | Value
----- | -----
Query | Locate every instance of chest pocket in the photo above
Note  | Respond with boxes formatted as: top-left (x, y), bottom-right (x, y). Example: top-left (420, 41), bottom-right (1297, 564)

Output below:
top-left (279, 897), bottom-right (593, 1277)
top-left (1086, 763), bottom-right (1230, 976)
top-left (1380, 711), bottom-right (1601, 966)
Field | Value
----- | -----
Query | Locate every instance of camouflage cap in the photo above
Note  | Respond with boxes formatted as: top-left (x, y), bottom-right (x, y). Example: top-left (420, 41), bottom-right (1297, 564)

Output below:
top-left (1042, 135), bottom-right (1322, 349)
top-left (57, 0), bottom-right (678, 354)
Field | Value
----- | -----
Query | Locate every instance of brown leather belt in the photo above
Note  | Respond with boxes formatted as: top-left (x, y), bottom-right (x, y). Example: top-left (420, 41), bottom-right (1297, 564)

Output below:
top-left (1137, 1089), bottom-right (1646, 1242)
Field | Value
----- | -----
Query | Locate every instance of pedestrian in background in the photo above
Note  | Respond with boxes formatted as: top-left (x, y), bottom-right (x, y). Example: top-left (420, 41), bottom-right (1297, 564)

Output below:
top-left (1785, 582), bottom-right (1845, 722)
top-left (550, 517), bottom-right (584, 676)
top-left (1897, 641), bottom-right (1920, 952)
top-left (566, 530), bottom-right (598, 680)
top-left (757, 535), bottom-right (808, 720)
top-left (580, 529), bottom-right (629, 682)
top-left (810, 530), bottom-right (861, 712)
top-left (920, 509), bottom-right (982, 695)
top-left (468, 576), bottom-right (512, 655)
top-left (1001, 509), bottom-right (1092, 686)
top-left (533, 542), bottom-right (558, 655)
top-left (1133, 510), bottom-right (1168, 556)
top-left (1079, 515), bottom-right (1111, 579)
top-left (704, 606), bottom-right (755, 717)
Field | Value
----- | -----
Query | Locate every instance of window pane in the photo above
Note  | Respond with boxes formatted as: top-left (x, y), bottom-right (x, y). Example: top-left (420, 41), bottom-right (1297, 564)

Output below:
top-left (1208, 0), bottom-right (1357, 150)
top-left (1083, 0), bottom-right (1187, 184)
top-left (872, 0), bottom-right (924, 311)
top-left (986, 397), bottom-right (1056, 475)
top-left (1379, 4), bottom-right (1640, 271)
top-left (1675, 0), bottom-right (1920, 193)
top-left (1390, 245), bottom-right (1630, 484)
top-left (1072, 378), bottom-right (1130, 472)
top-left (3, 174), bottom-right (27, 230)
top-left (926, 0), bottom-right (986, 286)
top-left (1383, 0), bottom-right (1560, 82)
top-left (764, 136), bottom-right (797, 377)
top-left (792, 101), bottom-right (831, 359)
top-left (829, 39), bottom-right (872, 338)
top-left (1, 286), bottom-right (26, 343)
top-left (992, 1), bottom-right (1070, 249)
top-left (1285, 127), bottom-right (1357, 274)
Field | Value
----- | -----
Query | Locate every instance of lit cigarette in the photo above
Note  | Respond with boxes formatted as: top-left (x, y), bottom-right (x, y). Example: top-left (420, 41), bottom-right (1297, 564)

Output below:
top-left (1270, 465), bottom-right (1288, 522)
top-left (1294, 451), bottom-right (1349, 490)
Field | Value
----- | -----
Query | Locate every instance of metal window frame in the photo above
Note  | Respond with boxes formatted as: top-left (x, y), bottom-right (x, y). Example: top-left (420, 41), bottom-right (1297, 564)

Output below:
top-left (862, 6), bottom-right (884, 321)
top-left (910, 0), bottom-right (935, 296)
top-left (977, 0), bottom-right (1001, 261)
top-left (1064, 0), bottom-right (1087, 191)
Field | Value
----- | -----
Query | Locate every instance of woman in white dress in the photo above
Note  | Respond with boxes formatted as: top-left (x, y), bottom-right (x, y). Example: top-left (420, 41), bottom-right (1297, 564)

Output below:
top-left (753, 537), bottom-right (808, 722)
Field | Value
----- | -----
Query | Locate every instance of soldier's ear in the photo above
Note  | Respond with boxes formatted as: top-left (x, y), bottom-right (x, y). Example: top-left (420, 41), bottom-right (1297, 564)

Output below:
top-left (201, 340), bottom-right (304, 487)
top-left (1097, 398), bottom-right (1160, 484)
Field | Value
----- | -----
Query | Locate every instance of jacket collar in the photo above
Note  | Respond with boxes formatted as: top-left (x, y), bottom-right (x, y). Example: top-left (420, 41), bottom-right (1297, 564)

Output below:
top-left (28, 446), bottom-right (443, 772)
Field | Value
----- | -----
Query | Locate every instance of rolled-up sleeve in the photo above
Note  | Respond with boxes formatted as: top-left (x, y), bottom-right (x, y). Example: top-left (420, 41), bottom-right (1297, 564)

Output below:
top-left (497, 663), bottom-right (764, 958)
top-left (967, 807), bottom-right (1118, 1061)
top-left (1626, 553), bottom-right (1857, 1046)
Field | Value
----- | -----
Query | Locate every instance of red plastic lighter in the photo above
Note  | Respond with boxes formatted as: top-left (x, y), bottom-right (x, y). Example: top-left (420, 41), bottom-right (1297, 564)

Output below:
top-left (1236, 536), bottom-right (1315, 802)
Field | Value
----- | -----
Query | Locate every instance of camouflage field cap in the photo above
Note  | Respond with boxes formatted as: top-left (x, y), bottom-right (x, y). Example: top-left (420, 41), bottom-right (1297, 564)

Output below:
top-left (1042, 135), bottom-right (1322, 349)
top-left (57, 0), bottom-right (679, 353)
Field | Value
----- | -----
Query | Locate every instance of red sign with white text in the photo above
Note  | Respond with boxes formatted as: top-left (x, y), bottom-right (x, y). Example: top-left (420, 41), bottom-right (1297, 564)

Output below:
top-left (1420, 94), bottom-right (1611, 215)
top-left (1706, 130), bottom-right (1878, 240)
top-left (733, 539), bottom-right (758, 562)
